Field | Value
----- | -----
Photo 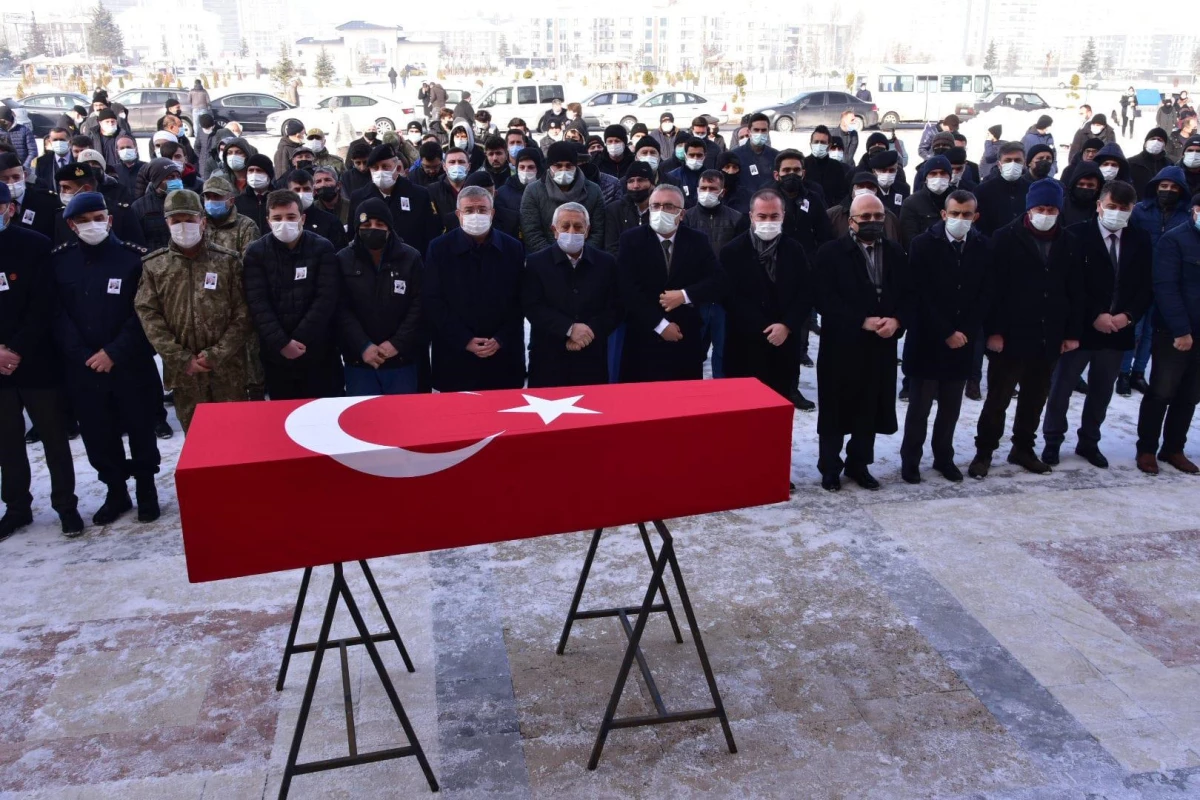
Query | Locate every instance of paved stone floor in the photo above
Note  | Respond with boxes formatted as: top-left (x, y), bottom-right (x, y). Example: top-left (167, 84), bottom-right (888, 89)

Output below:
top-left (2, 375), bottom-right (1199, 799)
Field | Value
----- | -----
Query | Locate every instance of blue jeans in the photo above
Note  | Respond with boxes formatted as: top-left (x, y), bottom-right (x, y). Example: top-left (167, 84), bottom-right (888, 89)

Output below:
top-left (699, 303), bottom-right (726, 379)
top-left (345, 364), bottom-right (419, 395)
top-left (1121, 308), bottom-right (1155, 374)
top-left (608, 323), bottom-right (626, 383)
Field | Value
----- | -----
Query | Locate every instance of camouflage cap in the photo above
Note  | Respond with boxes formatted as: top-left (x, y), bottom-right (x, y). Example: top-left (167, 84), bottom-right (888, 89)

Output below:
top-left (306, 127), bottom-right (326, 137)
top-left (202, 175), bottom-right (236, 197)
top-left (163, 189), bottom-right (204, 217)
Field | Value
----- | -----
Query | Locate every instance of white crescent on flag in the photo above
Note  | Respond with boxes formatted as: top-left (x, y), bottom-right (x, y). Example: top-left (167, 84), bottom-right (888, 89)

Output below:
top-left (284, 396), bottom-right (502, 478)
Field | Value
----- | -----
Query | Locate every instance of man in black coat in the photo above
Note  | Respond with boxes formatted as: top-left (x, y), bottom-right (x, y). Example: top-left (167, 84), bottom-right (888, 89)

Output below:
top-left (772, 149), bottom-right (834, 262)
top-left (2, 153), bottom-right (59, 240)
top-left (235, 154), bottom-right (275, 233)
top-left (970, 179), bottom-right (1084, 478)
top-left (617, 184), bottom-right (721, 382)
top-left (522, 201), bottom-right (620, 387)
top-left (814, 193), bottom-right (908, 491)
top-left (975, 142), bottom-right (1033, 235)
top-left (805, 126), bottom-right (851, 208)
top-left (720, 188), bottom-right (811, 399)
top-left (685, 169), bottom-right (746, 380)
top-left (285, 169), bottom-right (347, 250)
top-left (603, 162), bottom-right (654, 255)
top-left (594, 124), bottom-right (634, 179)
top-left (0, 189), bottom-right (82, 539)
top-left (54, 161), bottom-right (143, 247)
top-left (335, 198), bottom-right (425, 396)
top-left (1127, 128), bottom-right (1174, 196)
top-left (899, 190), bottom-right (992, 484)
top-left (348, 145), bottom-right (441, 259)
top-left (899, 155), bottom-right (952, 249)
top-left (1042, 181), bottom-right (1152, 468)
top-left (242, 190), bottom-right (342, 400)
top-left (423, 186), bottom-right (526, 391)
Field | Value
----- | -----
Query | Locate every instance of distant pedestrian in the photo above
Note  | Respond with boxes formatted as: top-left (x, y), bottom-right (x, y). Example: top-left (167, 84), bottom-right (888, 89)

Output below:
top-left (388, 67), bottom-right (398, 93)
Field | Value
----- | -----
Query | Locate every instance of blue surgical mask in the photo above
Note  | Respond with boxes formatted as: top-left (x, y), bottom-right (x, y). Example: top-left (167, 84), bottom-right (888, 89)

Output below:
top-left (205, 199), bottom-right (230, 218)
top-left (674, 146), bottom-right (686, 160)
top-left (166, 178), bottom-right (184, 192)
top-left (750, 132), bottom-right (769, 147)
top-left (447, 165), bottom-right (468, 182)
top-left (508, 144), bottom-right (523, 159)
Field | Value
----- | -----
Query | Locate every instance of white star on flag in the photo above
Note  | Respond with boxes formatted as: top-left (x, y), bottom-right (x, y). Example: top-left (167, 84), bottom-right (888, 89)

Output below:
top-left (498, 394), bottom-right (601, 425)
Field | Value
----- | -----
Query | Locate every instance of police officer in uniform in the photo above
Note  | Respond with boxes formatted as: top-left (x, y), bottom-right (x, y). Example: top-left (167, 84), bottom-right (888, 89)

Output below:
top-left (54, 161), bottom-right (143, 247)
top-left (51, 192), bottom-right (161, 524)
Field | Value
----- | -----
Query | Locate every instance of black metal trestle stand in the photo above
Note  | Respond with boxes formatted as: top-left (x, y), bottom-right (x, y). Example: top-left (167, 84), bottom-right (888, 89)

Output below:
top-left (275, 560), bottom-right (438, 798)
top-left (557, 521), bottom-right (737, 770)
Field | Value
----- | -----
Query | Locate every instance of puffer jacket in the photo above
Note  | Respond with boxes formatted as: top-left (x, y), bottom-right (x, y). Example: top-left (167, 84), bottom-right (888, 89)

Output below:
top-left (129, 158), bottom-right (177, 251)
top-left (4, 123), bottom-right (37, 171)
top-left (1130, 166), bottom-right (1193, 249)
top-left (519, 170), bottom-right (606, 253)
top-left (334, 236), bottom-right (424, 367)
top-left (682, 201), bottom-right (744, 256)
top-left (242, 230), bottom-right (340, 364)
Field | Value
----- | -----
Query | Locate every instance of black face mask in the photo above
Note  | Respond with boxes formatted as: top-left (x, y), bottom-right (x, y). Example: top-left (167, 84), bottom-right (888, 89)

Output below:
top-left (626, 187), bottom-right (651, 204)
top-left (868, 147), bottom-right (886, 159)
top-left (1031, 161), bottom-right (1053, 179)
top-left (723, 171), bottom-right (740, 193)
top-left (779, 174), bottom-right (803, 195)
top-left (316, 186), bottom-right (339, 202)
top-left (365, 132), bottom-right (378, 142)
top-left (932, 147), bottom-right (950, 156)
top-left (854, 221), bottom-right (885, 242)
top-left (1158, 188), bottom-right (1180, 207)
top-left (358, 228), bottom-right (388, 250)
top-left (296, 163), bottom-right (314, 173)
top-left (1072, 187), bottom-right (1098, 205)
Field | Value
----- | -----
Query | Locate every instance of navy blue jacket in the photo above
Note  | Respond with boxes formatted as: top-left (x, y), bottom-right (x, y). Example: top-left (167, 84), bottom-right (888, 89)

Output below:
top-left (1153, 221), bottom-right (1200, 338)
top-left (423, 227), bottom-right (526, 391)
top-left (50, 235), bottom-right (157, 388)
top-left (666, 164), bottom-right (705, 208)
top-left (729, 143), bottom-right (778, 193)
top-left (1130, 166), bottom-right (1192, 250)
top-left (1067, 219), bottom-right (1154, 351)
top-left (0, 226), bottom-right (60, 388)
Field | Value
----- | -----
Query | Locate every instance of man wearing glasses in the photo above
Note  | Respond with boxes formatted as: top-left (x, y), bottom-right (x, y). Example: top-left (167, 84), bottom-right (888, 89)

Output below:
top-left (814, 193), bottom-right (909, 492)
top-left (616, 185), bottom-right (721, 382)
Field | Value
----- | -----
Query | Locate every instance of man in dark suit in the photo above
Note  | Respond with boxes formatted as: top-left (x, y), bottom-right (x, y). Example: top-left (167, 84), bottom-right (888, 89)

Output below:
top-left (720, 188), bottom-right (812, 398)
top-left (348, 145), bottom-right (441, 259)
top-left (616, 184), bottom-right (721, 382)
top-left (1, 153), bottom-right (58, 240)
top-left (899, 190), bottom-right (992, 484)
top-left (970, 179), bottom-right (1084, 478)
top-left (814, 193), bottom-right (908, 491)
top-left (284, 169), bottom-right (347, 250)
top-left (1042, 180), bottom-right (1152, 468)
top-left (34, 127), bottom-right (74, 192)
top-left (522, 201), bottom-right (621, 387)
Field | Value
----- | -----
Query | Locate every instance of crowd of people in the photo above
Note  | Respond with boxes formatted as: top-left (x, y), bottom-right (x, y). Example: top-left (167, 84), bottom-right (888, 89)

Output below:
top-left (2, 82), bottom-right (1200, 541)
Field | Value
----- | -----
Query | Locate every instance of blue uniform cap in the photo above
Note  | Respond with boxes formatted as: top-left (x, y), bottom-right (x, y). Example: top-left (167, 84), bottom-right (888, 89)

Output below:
top-left (63, 191), bottom-right (108, 219)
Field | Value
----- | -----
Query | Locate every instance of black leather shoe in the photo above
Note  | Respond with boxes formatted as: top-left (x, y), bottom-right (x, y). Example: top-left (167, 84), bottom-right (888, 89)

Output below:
top-left (1131, 372), bottom-right (1150, 394)
top-left (1007, 449), bottom-right (1052, 474)
top-left (59, 509), bottom-right (85, 537)
top-left (821, 473), bottom-right (841, 492)
top-left (163, 390), bottom-right (175, 406)
top-left (1074, 377), bottom-right (1088, 394)
top-left (154, 421), bottom-right (174, 440)
top-left (845, 467), bottom-right (880, 490)
top-left (1115, 373), bottom-right (1132, 397)
top-left (0, 508), bottom-right (34, 542)
top-left (933, 461), bottom-right (964, 482)
top-left (901, 464), bottom-right (921, 484)
top-left (1075, 446), bottom-right (1109, 469)
top-left (1041, 445), bottom-right (1060, 466)
top-left (799, 354), bottom-right (814, 367)
top-left (790, 391), bottom-right (816, 412)
top-left (965, 380), bottom-right (982, 401)
top-left (136, 479), bottom-right (160, 523)
top-left (968, 453), bottom-right (991, 479)
top-left (24, 426), bottom-right (40, 444)
top-left (92, 489), bottom-right (133, 526)
top-left (898, 387), bottom-right (910, 402)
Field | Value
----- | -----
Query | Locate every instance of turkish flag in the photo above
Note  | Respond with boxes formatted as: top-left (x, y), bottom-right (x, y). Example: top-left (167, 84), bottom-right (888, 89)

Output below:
top-left (177, 379), bottom-right (793, 582)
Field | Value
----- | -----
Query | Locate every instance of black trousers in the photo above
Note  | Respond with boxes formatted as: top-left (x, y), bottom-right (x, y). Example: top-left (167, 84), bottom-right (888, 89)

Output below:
top-left (264, 355), bottom-right (344, 401)
top-left (1042, 348), bottom-right (1123, 450)
top-left (1136, 333), bottom-right (1200, 456)
top-left (975, 351), bottom-right (1056, 454)
top-left (900, 378), bottom-right (966, 467)
top-left (818, 430), bottom-right (876, 476)
top-left (0, 387), bottom-right (77, 514)
top-left (71, 378), bottom-right (161, 488)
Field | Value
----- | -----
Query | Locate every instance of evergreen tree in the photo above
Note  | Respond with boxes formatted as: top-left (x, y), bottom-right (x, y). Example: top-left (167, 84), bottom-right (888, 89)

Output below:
top-left (1004, 44), bottom-right (1018, 76)
top-left (1079, 37), bottom-right (1098, 75)
top-left (26, 13), bottom-right (48, 57)
top-left (498, 35), bottom-right (509, 61)
top-left (197, 40), bottom-right (208, 62)
top-left (314, 46), bottom-right (335, 88)
top-left (270, 43), bottom-right (296, 89)
top-left (983, 40), bottom-right (998, 72)
top-left (239, 38), bottom-right (249, 58)
top-left (86, 3), bottom-right (124, 60)
top-left (160, 33), bottom-right (169, 59)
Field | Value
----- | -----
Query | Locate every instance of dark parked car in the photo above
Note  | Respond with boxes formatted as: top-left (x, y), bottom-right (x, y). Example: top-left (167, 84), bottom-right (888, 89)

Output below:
top-left (108, 89), bottom-right (193, 135)
top-left (753, 90), bottom-right (879, 133)
top-left (958, 91), bottom-right (1050, 117)
top-left (6, 92), bottom-right (89, 135)
top-left (208, 92), bottom-right (295, 131)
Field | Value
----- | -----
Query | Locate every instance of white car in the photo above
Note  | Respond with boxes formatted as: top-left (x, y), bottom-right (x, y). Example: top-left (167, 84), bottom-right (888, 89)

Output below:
top-left (264, 93), bottom-right (418, 137)
top-left (598, 90), bottom-right (729, 130)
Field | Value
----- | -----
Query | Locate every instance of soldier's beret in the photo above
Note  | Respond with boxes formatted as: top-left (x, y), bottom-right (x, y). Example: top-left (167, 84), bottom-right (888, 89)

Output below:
top-left (57, 163), bottom-right (95, 184)
top-left (63, 191), bottom-right (107, 219)
top-left (366, 144), bottom-right (396, 167)
top-left (163, 189), bottom-right (203, 217)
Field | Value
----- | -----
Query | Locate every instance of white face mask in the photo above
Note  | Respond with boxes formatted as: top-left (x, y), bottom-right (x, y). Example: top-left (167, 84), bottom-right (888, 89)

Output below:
top-left (852, 187), bottom-right (876, 198)
top-left (697, 190), bottom-right (720, 208)
top-left (926, 176), bottom-right (950, 195)
top-left (1099, 208), bottom-right (1132, 231)
top-left (951, 170), bottom-right (964, 185)
top-left (1184, 152), bottom-right (1200, 169)
top-left (74, 219), bottom-right (110, 245)
top-left (169, 220), bottom-right (203, 248)
top-left (460, 213), bottom-right (492, 236)
top-left (100, 122), bottom-right (118, 136)
top-left (372, 169), bottom-right (396, 190)
top-left (307, 140), bottom-right (325, 153)
top-left (551, 167), bottom-right (575, 186)
top-left (270, 220), bottom-right (302, 243)
top-left (945, 217), bottom-right (972, 240)
top-left (59, 191), bottom-right (76, 207)
top-left (606, 142), bottom-right (625, 159)
top-left (517, 170), bottom-right (537, 185)
top-left (738, 137), bottom-right (749, 147)
top-left (6, 179), bottom-right (25, 203)
top-left (810, 143), bottom-right (828, 158)
top-left (1029, 211), bottom-right (1058, 232)
top-left (50, 140), bottom-right (70, 156)
top-left (406, 132), bottom-right (421, 143)
top-left (749, 132), bottom-right (768, 147)
top-left (297, 191), bottom-right (314, 209)
top-left (1090, 124), bottom-right (1104, 135)
top-left (753, 221), bottom-right (782, 241)
top-left (829, 150), bottom-right (844, 162)
top-left (685, 157), bottom-right (704, 171)
top-left (247, 172), bottom-right (270, 190)
top-left (660, 122), bottom-right (674, 133)
top-left (638, 155), bottom-right (660, 171)
top-left (1145, 139), bottom-right (1165, 155)
top-left (1000, 161), bottom-right (1024, 182)
top-left (548, 129), bottom-right (562, 140)
top-left (1099, 165), bottom-right (1119, 181)
top-left (557, 231), bottom-right (585, 254)
top-left (874, 171), bottom-right (896, 189)
top-left (226, 154), bottom-right (246, 171)
top-left (118, 148), bottom-right (138, 163)
top-left (649, 209), bottom-right (679, 235)
top-left (453, 137), bottom-right (468, 149)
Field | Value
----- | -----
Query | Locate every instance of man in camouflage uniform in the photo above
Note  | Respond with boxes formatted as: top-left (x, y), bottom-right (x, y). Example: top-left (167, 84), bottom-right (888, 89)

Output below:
top-left (135, 190), bottom-right (250, 432)
top-left (305, 128), bottom-right (345, 174)
top-left (201, 175), bottom-right (266, 400)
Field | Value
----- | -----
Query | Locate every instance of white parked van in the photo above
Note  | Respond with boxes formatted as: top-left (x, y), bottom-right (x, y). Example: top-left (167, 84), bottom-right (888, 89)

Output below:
top-left (475, 83), bottom-right (567, 126)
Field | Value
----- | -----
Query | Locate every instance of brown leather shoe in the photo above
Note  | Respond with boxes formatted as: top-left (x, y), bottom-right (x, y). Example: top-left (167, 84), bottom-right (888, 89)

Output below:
top-left (1160, 452), bottom-right (1200, 474)
top-left (1136, 453), bottom-right (1159, 475)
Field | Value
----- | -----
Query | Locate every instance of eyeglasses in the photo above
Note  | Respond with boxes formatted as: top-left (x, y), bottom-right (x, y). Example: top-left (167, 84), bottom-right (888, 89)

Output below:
top-left (649, 202), bottom-right (682, 213)
top-left (852, 214), bottom-right (886, 223)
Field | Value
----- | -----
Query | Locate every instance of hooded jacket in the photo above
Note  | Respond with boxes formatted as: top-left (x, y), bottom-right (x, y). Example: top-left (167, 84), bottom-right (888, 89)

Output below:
top-left (1060, 161), bottom-right (1103, 229)
top-left (1068, 122), bottom-right (1116, 163)
top-left (981, 139), bottom-right (1003, 180)
top-left (213, 136), bottom-right (259, 191)
top-left (273, 135), bottom-right (303, 179)
top-left (496, 149), bottom-right (544, 237)
top-left (1128, 134), bottom-right (1175, 196)
top-left (518, 168), bottom-right (606, 253)
top-left (1020, 128), bottom-right (1057, 176)
top-left (449, 119), bottom-right (486, 172)
top-left (1091, 143), bottom-right (1131, 183)
top-left (1130, 166), bottom-right (1193, 250)
top-left (129, 158), bottom-right (178, 251)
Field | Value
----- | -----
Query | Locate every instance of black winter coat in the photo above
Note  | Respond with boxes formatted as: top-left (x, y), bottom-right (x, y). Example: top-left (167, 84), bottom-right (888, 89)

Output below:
top-left (974, 173), bottom-right (1032, 235)
top-left (603, 196), bottom-right (647, 255)
top-left (898, 188), bottom-right (947, 250)
top-left (522, 244), bottom-right (621, 388)
top-left (683, 202), bottom-right (745, 257)
top-left (10, 183), bottom-right (60, 241)
top-left (1067, 220), bottom-right (1154, 352)
top-left (334, 236), bottom-right (424, 367)
top-left (242, 231), bottom-right (340, 366)
top-left (776, 185), bottom-right (835, 260)
top-left (130, 189), bottom-right (169, 251)
top-left (1128, 150), bottom-right (1174, 196)
top-left (235, 187), bottom-right (270, 234)
top-left (347, 180), bottom-right (441, 258)
top-left (804, 155), bottom-right (852, 208)
top-left (904, 223), bottom-right (992, 380)
top-left (593, 148), bottom-right (634, 179)
top-left (985, 218), bottom-right (1084, 359)
top-left (0, 226), bottom-right (60, 388)
top-left (303, 204), bottom-right (348, 250)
